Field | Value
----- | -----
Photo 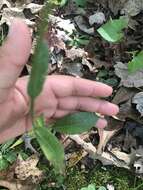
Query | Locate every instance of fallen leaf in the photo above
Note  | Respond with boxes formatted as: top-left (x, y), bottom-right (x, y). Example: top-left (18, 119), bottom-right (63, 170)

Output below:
top-left (117, 99), bottom-right (143, 124)
top-left (97, 118), bottom-right (123, 154)
top-left (108, 0), bottom-right (127, 15)
top-left (49, 15), bottom-right (75, 33)
top-left (112, 87), bottom-right (138, 105)
top-left (0, 180), bottom-right (35, 190)
top-left (15, 154), bottom-right (43, 184)
top-left (0, 0), bottom-right (11, 10)
top-left (114, 62), bottom-right (143, 87)
top-left (25, 3), bottom-right (43, 14)
top-left (89, 12), bottom-right (106, 25)
top-left (1, 7), bottom-right (35, 26)
top-left (61, 61), bottom-right (83, 77)
top-left (65, 47), bottom-right (86, 60)
top-left (67, 150), bottom-right (87, 168)
top-left (121, 0), bottom-right (143, 16)
top-left (132, 92), bottom-right (143, 116)
top-left (74, 15), bottom-right (94, 35)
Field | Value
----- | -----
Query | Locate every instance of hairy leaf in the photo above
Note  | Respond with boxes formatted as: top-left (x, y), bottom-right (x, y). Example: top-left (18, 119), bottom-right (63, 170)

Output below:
top-left (98, 187), bottom-right (106, 190)
top-left (80, 184), bottom-right (96, 190)
top-left (28, 40), bottom-right (49, 100)
top-left (53, 112), bottom-right (99, 134)
top-left (97, 18), bottom-right (128, 42)
top-left (34, 119), bottom-right (65, 173)
top-left (128, 51), bottom-right (143, 73)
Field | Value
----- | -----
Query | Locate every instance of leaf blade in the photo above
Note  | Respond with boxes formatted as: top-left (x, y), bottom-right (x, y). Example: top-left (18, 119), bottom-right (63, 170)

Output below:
top-left (128, 51), bottom-right (143, 73)
top-left (28, 40), bottom-right (49, 99)
top-left (97, 18), bottom-right (128, 42)
top-left (34, 120), bottom-right (65, 173)
top-left (53, 112), bottom-right (99, 134)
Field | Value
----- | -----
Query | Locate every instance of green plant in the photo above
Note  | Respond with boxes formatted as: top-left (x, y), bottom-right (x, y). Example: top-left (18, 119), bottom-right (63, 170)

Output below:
top-left (80, 184), bottom-right (106, 190)
top-left (0, 139), bottom-right (17, 171)
top-left (69, 34), bottom-right (89, 47)
top-left (97, 17), bottom-right (128, 43)
top-left (98, 18), bottom-right (143, 73)
top-left (128, 50), bottom-right (143, 73)
top-left (27, 0), bottom-right (99, 174)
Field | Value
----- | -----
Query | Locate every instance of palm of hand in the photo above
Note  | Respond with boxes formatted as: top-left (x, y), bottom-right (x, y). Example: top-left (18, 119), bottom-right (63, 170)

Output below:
top-left (0, 19), bottom-right (119, 143)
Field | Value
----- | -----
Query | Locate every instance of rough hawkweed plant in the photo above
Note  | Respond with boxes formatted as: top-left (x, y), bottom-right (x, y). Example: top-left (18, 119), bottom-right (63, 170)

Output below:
top-left (27, 0), bottom-right (99, 174)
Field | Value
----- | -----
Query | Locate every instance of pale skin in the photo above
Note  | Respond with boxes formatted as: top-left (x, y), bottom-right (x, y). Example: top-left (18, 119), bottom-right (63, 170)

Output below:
top-left (0, 19), bottom-right (119, 143)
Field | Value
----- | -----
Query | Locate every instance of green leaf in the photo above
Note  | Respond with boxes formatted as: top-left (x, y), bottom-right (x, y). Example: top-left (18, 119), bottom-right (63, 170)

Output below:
top-left (80, 184), bottom-right (96, 190)
top-left (0, 159), bottom-right (9, 171)
top-left (53, 112), bottom-right (99, 134)
top-left (34, 119), bottom-right (65, 173)
top-left (98, 187), bottom-right (106, 190)
top-left (0, 153), bottom-right (9, 171)
top-left (60, 0), bottom-right (68, 6)
top-left (4, 152), bottom-right (16, 164)
top-left (128, 50), bottom-right (143, 73)
top-left (97, 18), bottom-right (128, 42)
top-left (88, 184), bottom-right (96, 190)
top-left (74, 0), bottom-right (86, 7)
top-left (28, 40), bottom-right (49, 100)
top-left (0, 139), bottom-right (15, 153)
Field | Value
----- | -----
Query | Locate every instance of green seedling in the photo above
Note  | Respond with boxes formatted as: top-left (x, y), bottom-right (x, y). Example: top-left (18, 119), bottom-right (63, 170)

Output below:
top-left (80, 184), bottom-right (107, 190)
top-left (27, 0), bottom-right (99, 174)
top-left (128, 50), bottom-right (143, 73)
top-left (97, 18), bottom-right (128, 42)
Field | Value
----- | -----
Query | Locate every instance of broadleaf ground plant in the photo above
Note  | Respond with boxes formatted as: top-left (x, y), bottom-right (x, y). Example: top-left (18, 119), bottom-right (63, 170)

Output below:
top-left (98, 18), bottom-right (143, 73)
top-left (97, 17), bottom-right (128, 43)
top-left (80, 183), bottom-right (107, 190)
top-left (27, 0), bottom-right (99, 174)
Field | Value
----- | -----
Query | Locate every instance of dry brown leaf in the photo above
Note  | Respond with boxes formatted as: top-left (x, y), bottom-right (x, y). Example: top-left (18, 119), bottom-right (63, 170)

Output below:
top-left (121, 0), bottom-right (143, 16)
top-left (15, 154), bottom-right (43, 184)
top-left (0, 0), bottom-right (11, 9)
top-left (112, 87), bottom-right (138, 105)
top-left (89, 12), bottom-right (106, 25)
top-left (66, 150), bottom-right (87, 168)
top-left (114, 62), bottom-right (143, 88)
top-left (0, 180), bottom-right (35, 190)
top-left (74, 15), bottom-right (94, 35)
top-left (132, 92), bottom-right (143, 116)
top-left (61, 62), bottom-right (83, 77)
top-left (0, 2), bottom-right (43, 26)
top-left (65, 47), bottom-right (86, 60)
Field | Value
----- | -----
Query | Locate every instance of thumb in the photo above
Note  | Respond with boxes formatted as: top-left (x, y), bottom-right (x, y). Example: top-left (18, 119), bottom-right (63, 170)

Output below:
top-left (0, 18), bottom-right (31, 102)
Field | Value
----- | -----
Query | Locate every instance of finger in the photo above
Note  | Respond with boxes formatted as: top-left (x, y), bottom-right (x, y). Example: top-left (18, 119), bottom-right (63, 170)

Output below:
top-left (96, 118), bottom-right (107, 129)
top-left (0, 117), bottom-right (32, 144)
top-left (0, 19), bottom-right (31, 102)
top-left (48, 75), bottom-right (113, 98)
top-left (43, 109), bottom-right (75, 119)
top-left (57, 96), bottom-right (119, 116)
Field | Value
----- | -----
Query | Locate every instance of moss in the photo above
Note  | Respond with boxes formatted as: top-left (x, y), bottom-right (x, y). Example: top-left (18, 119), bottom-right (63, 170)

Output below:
top-left (39, 163), bottom-right (143, 189)
top-left (64, 164), bottom-right (143, 190)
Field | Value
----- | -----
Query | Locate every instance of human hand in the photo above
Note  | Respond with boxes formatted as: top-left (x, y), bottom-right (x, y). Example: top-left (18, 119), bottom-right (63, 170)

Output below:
top-left (0, 19), bottom-right (119, 143)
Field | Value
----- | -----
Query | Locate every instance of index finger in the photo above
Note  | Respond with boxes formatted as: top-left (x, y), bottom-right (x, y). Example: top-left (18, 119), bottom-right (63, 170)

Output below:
top-left (48, 75), bottom-right (113, 98)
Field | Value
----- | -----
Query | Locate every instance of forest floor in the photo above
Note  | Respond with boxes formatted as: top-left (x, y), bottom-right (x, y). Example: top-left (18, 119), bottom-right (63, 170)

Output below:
top-left (0, 0), bottom-right (143, 189)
